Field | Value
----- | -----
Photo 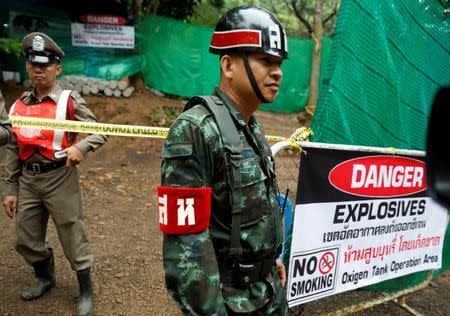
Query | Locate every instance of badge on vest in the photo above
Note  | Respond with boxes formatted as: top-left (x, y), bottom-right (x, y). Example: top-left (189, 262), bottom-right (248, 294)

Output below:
top-left (157, 186), bottom-right (212, 234)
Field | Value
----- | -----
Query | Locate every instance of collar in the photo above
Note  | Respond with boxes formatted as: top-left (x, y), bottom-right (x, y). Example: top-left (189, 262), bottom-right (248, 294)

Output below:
top-left (213, 87), bottom-right (257, 128)
top-left (22, 84), bottom-right (63, 104)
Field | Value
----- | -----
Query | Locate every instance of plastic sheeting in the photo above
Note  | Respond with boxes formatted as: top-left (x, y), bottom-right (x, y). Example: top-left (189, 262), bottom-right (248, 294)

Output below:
top-left (310, 0), bottom-right (450, 291)
top-left (7, 10), bottom-right (142, 80)
top-left (139, 14), bottom-right (331, 113)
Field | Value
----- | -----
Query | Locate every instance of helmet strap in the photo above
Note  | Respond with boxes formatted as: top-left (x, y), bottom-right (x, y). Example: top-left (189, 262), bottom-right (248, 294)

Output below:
top-left (242, 53), bottom-right (269, 104)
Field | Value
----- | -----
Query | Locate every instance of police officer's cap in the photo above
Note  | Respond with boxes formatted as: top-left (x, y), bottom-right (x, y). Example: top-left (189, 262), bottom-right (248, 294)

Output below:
top-left (22, 32), bottom-right (65, 64)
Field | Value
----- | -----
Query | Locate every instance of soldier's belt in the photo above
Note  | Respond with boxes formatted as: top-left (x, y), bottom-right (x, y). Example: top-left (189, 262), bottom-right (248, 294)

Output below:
top-left (10, 116), bottom-right (309, 142)
top-left (218, 257), bottom-right (275, 287)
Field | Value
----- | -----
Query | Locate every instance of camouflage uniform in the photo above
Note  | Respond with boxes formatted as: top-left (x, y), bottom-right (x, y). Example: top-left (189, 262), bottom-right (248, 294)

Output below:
top-left (161, 88), bottom-right (288, 315)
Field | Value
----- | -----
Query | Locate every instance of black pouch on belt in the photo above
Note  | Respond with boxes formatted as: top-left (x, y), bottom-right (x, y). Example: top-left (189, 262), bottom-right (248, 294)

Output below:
top-left (220, 257), bottom-right (275, 288)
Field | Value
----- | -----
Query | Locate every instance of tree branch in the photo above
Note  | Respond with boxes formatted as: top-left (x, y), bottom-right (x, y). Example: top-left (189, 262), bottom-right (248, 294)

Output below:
top-left (323, 0), bottom-right (339, 25)
top-left (322, 10), bottom-right (336, 25)
top-left (291, 0), bottom-right (313, 34)
top-left (267, 0), bottom-right (279, 16)
top-left (281, 0), bottom-right (292, 14)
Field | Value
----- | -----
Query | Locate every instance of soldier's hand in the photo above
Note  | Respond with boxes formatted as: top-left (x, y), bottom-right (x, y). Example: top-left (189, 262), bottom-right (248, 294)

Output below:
top-left (3, 195), bottom-right (17, 219)
top-left (59, 146), bottom-right (85, 167)
top-left (276, 258), bottom-right (286, 287)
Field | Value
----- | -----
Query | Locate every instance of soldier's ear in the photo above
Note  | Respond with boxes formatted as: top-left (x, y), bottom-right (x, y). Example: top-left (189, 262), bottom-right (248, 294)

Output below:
top-left (220, 55), bottom-right (234, 79)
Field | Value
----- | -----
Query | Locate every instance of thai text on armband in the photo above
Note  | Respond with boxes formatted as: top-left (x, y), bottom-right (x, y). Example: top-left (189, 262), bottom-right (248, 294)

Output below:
top-left (398, 234), bottom-right (441, 252)
top-left (323, 218), bottom-right (427, 243)
top-left (344, 234), bottom-right (397, 264)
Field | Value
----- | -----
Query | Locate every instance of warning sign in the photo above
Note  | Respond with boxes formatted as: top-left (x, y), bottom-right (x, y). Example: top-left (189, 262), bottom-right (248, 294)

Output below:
top-left (287, 247), bottom-right (339, 305)
top-left (286, 146), bottom-right (447, 308)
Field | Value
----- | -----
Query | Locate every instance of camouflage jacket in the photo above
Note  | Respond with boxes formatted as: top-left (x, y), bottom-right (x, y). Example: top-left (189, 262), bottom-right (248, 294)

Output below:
top-left (161, 88), bottom-right (284, 315)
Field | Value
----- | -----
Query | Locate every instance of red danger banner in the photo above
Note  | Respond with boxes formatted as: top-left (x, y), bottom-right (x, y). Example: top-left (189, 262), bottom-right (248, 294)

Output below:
top-left (287, 147), bottom-right (447, 307)
top-left (80, 14), bottom-right (126, 25)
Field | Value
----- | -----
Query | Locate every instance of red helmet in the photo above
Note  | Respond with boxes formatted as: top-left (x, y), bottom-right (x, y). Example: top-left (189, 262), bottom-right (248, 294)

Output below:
top-left (209, 5), bottom-right (288, 59)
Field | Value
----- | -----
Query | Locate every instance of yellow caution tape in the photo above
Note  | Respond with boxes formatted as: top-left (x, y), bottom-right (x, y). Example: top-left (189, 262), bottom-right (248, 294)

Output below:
top-left (10, 116), bottom-right (170, 138)
top-left (286, 127), bottom-right (314, 152)
top-left (265, 135), bottom-right (289, 142)
top-left (10, 116), bottom-right (313, 143)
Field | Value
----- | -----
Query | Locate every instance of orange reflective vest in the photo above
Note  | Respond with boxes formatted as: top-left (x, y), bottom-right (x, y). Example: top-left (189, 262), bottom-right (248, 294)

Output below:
top-left (10, 90), bottom-right (76, 161)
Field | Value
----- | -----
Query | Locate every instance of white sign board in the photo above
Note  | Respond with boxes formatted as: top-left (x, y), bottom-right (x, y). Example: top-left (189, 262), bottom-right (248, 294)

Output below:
top-left (71, 23), bottom-right (134, 49)
top-left (287, 147), bottom-right (448, 307)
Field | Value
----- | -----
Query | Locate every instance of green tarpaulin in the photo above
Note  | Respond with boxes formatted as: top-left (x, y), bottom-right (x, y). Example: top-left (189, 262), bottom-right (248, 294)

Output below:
top-left (139, 14), bottom-right (331, 113)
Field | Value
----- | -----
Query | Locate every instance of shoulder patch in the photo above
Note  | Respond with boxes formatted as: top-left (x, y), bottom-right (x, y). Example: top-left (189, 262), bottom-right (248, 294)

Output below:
top-left (157, 186), bottom-right (212, 234)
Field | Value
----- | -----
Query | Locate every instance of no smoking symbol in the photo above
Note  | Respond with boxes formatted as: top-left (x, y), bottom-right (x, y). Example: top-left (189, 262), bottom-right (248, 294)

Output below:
top-left (319, 251), bottom-right (335, 275)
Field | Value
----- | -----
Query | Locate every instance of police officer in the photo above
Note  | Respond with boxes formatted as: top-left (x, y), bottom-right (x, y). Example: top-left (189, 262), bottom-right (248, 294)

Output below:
top-left (0, 89), bottom-right (12, 145)
top-left (2, 32), bottom-right (107, 316)
top-left (158, 6), bottom-right (288, 315)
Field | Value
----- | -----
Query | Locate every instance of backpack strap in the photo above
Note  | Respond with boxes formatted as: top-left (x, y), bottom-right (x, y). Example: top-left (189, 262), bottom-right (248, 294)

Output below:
top-left (184, 96), bottom-right (243, 259)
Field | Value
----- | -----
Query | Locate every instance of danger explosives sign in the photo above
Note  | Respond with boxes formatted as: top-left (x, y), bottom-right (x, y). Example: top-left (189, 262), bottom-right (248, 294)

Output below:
top-left (287, 146), bottom-right (447, 307)
top-left (328, 156), bottom-right (426, 198)
top-left (288, 247), bottom-right (339, 304)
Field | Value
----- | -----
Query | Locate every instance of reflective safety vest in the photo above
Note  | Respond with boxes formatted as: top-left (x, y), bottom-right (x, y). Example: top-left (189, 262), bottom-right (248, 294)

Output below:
top-left (10, 90), bottom-right (76, 161)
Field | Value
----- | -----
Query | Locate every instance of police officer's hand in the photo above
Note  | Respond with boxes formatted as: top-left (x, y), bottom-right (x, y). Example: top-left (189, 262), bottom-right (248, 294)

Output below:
top-left (59, 146), bottom-right (85, 167)
top-left (276, 258), bottom-right (286, 287)
top-left (3, 195), bottom-right (17, 219)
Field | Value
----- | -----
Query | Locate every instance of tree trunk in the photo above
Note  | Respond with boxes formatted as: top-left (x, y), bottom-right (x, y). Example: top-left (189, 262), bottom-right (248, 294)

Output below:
top-left (132, 0), bottom-right (143, 16)
top-left (305, 0), bottom-right (324, 117)
top-left (145, 0), bottom-right (160, 16)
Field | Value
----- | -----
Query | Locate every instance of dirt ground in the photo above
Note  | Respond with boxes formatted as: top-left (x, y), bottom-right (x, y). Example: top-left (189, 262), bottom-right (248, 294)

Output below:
top-left (0, 83), bottom-right (449, 316)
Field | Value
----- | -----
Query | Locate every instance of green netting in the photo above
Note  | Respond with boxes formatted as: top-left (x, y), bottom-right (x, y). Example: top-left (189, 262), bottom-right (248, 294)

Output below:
top-left (7, 10), bottom-right (142, 80)
top-left (310, 0), bottom-right (450, 292)
top-left (138, 14), bottom-right (331, 113)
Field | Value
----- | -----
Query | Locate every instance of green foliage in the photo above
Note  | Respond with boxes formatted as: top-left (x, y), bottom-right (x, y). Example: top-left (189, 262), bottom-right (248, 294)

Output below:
top-left (157, 0), bottom-right (202, 20)
top-left (189, 3), bottom-right (223, 27)
top-left (438, 0), bottom-right (450, 8)
top-left (190, 0), bottom-right (339, 38)
top-left (0, 38), bottom-right (21, 57)
top-left (121, 0), bottom-right (223, 20)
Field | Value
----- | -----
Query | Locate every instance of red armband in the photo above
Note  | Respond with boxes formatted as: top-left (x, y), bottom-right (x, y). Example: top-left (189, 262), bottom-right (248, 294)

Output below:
top-left (157, 186), bottom-right (212, 234)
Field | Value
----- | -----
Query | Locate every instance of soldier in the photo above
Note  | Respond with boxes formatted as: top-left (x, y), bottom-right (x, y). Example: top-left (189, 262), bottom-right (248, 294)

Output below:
top-left (0, 89), bottom-right (12, 145)
top-left (2, 32), bottom-right (107, 316)
top-left (158, 5), bottom-right (289, 315)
